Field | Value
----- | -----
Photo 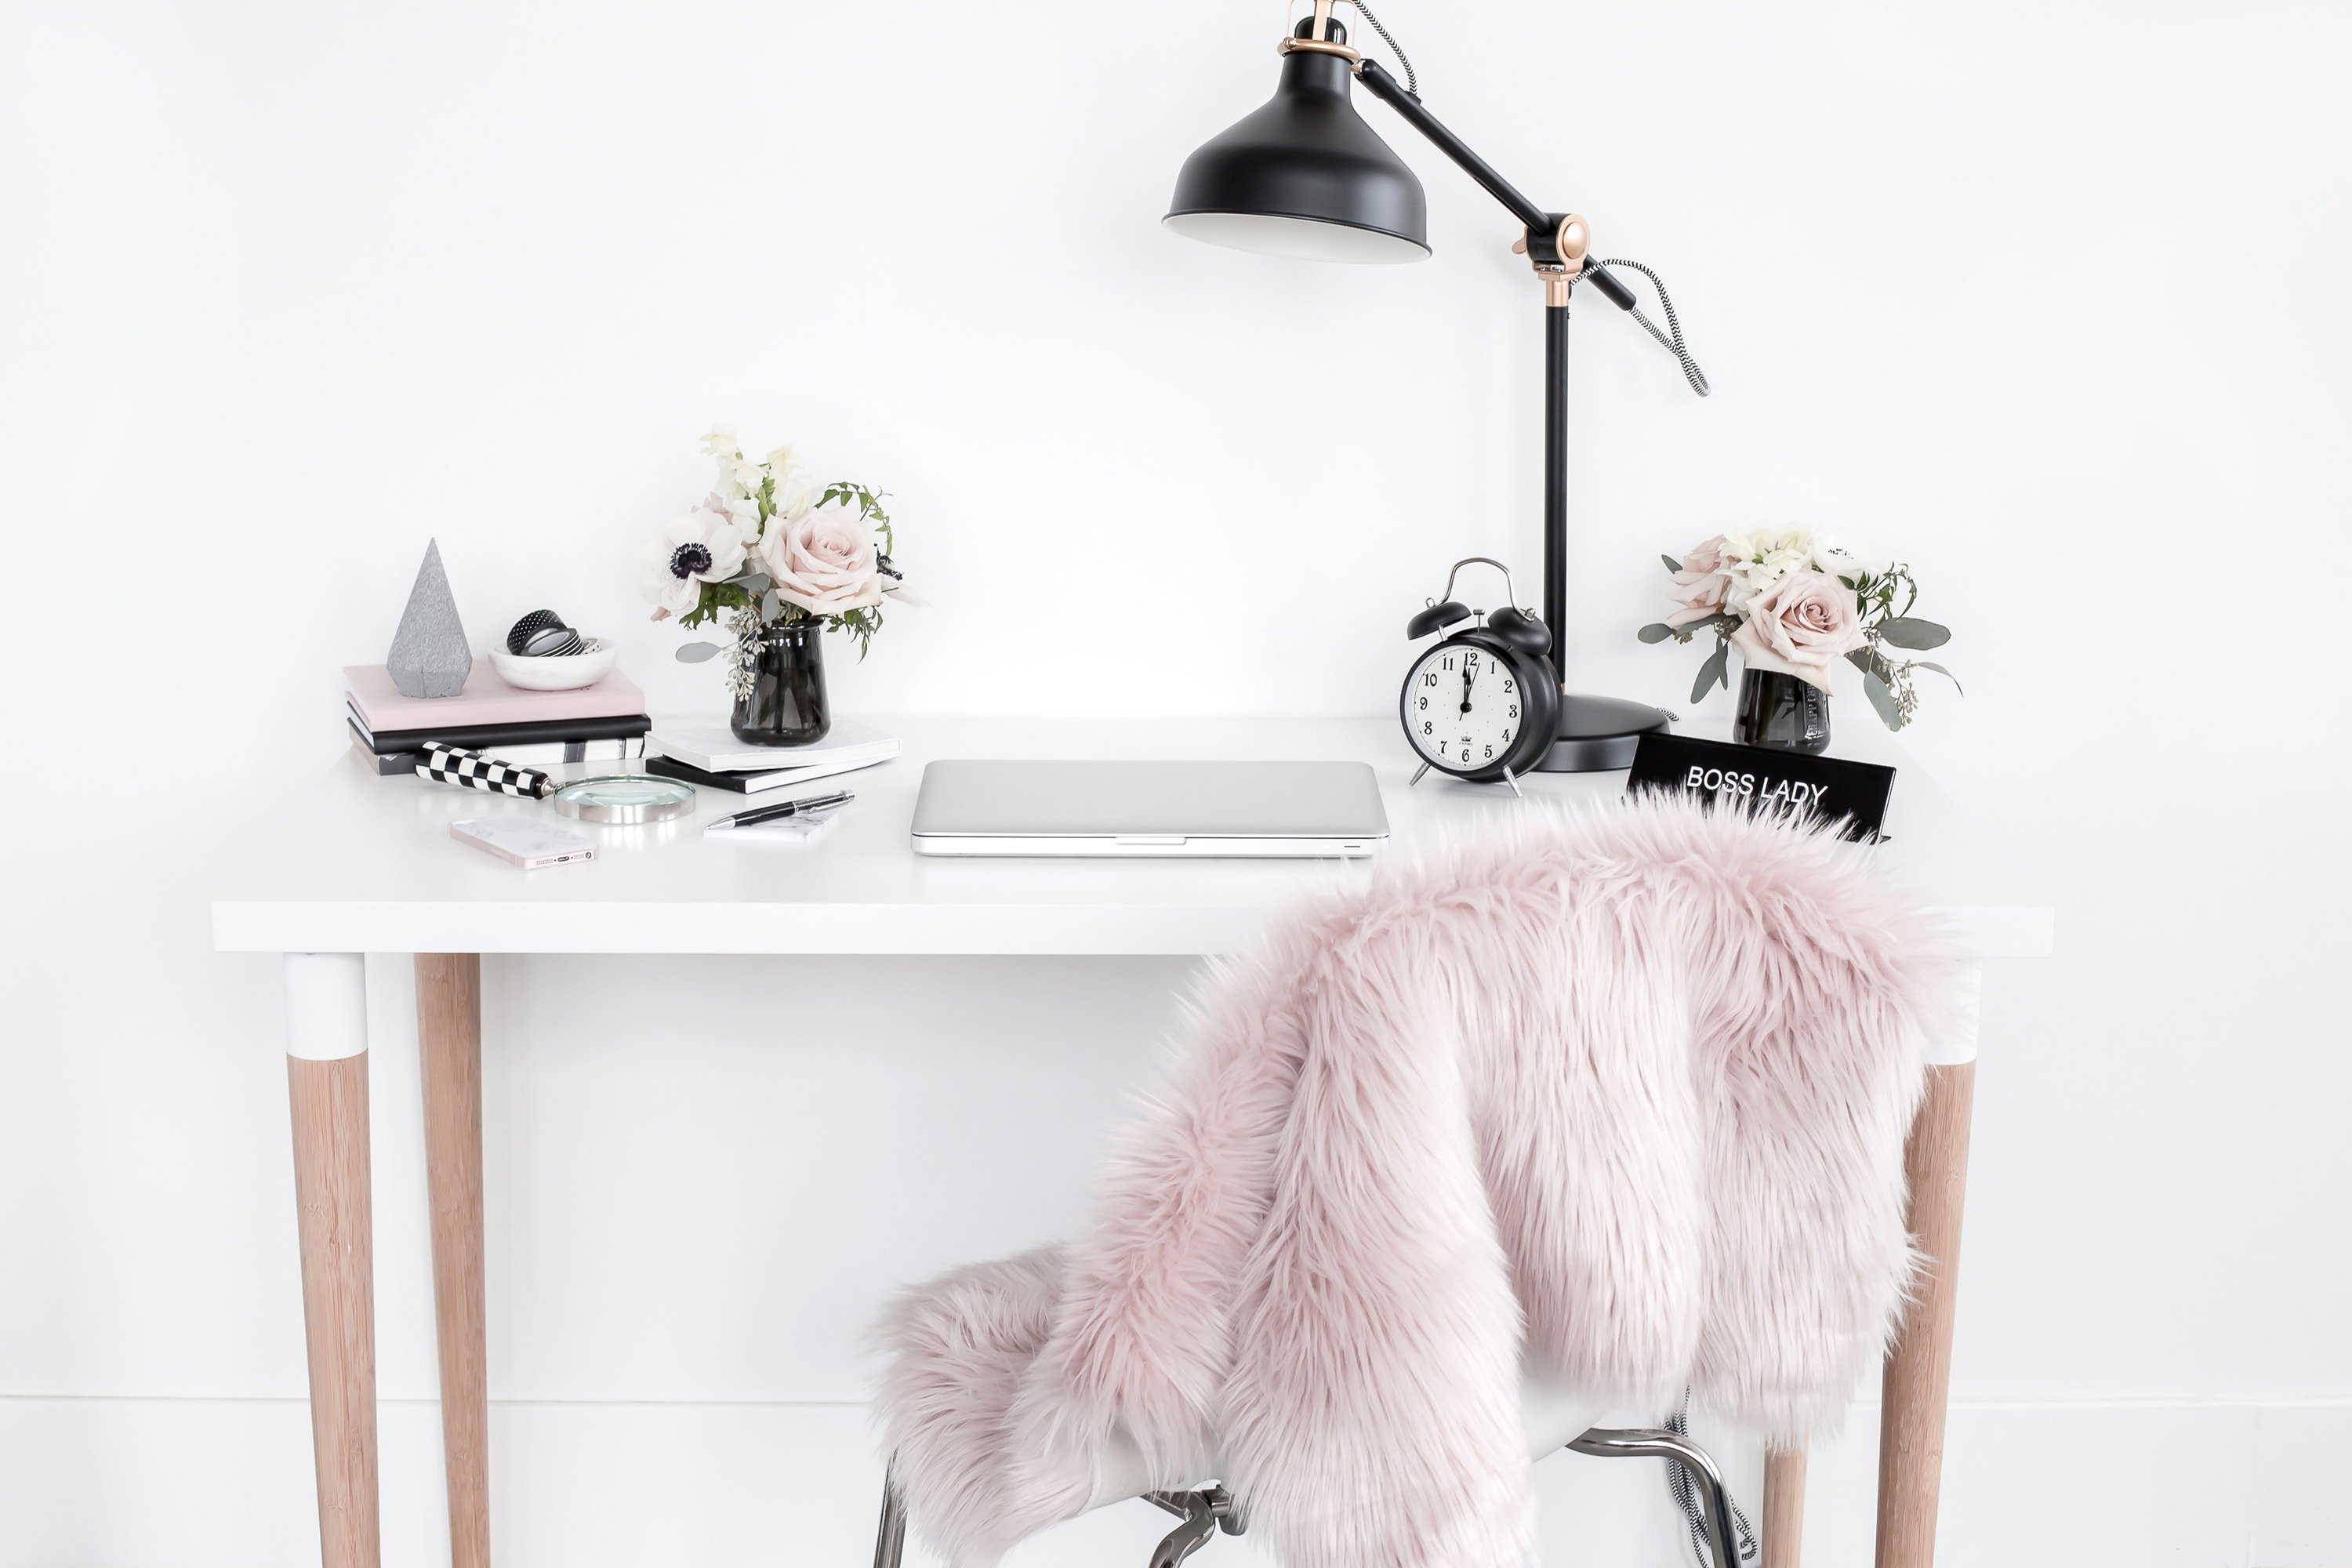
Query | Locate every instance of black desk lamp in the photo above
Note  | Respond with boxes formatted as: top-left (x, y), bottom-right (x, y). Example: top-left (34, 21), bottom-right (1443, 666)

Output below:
top-left (1167, 2), bottom-right (1708, 771)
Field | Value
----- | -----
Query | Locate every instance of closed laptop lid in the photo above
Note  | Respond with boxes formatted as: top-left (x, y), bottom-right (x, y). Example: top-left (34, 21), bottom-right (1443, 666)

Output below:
top-left (911, 759), bottom-right (1388, 840)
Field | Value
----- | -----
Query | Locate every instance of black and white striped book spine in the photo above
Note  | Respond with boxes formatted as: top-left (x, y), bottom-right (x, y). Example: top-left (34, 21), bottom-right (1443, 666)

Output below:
top-left (416, 742), bottom-right (554, 800)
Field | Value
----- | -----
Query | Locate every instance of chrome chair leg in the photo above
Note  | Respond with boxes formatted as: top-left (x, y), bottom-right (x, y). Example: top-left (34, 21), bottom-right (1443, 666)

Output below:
top-left (1144, 1485), bottom-right (1235, 1568)
top-left (872, 1456), bottom-right (908, 1568)
top-left (1568, 1428), bottom-right (1740, 1568)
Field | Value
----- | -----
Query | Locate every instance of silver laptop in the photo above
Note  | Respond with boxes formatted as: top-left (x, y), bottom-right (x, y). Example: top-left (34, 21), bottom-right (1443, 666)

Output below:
top-left (911, 760), bottom-right (1388, 858)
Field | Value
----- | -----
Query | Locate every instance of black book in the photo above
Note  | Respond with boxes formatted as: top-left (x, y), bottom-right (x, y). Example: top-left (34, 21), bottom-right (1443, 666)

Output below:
top-left (644, 754), bottom-right (790, 794)
top-left (349, 726), bottom-right (427, 776)
top-left (644, 753), bottom-right (884, 795)
top-left (347, 705), bottom-right (651, 756)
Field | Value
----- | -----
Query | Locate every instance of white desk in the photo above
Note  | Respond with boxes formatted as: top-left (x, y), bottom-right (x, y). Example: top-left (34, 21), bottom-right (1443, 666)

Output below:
top-left (213, 715), bottom-right (2049, 1568)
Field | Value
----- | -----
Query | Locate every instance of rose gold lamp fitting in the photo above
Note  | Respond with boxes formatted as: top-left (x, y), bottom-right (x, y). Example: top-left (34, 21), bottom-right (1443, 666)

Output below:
top-left (1515, 214), bottom-right (1591, 306)
top-left (1277, 0), bottom-right (1363, 64)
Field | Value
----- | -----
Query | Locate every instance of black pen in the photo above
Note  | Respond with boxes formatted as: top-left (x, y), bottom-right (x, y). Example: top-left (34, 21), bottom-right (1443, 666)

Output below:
top-left (706, 789), bottom-right (855, 833)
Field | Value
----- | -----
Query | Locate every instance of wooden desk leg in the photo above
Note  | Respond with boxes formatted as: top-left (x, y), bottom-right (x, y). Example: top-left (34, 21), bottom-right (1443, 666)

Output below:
top-left (418, 954), bottom-right (491, 1568)
top-left (285, 953), bottom-right (380, 1568)
top-left (1875, 1060), bottom-right (1977, 1568)
top-left (1763, 1448), bottom-right (1806, 1568)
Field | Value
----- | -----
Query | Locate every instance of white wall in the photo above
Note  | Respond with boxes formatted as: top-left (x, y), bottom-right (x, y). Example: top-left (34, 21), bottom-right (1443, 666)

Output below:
top-left (2, 0), bottom-right (2347, 1563)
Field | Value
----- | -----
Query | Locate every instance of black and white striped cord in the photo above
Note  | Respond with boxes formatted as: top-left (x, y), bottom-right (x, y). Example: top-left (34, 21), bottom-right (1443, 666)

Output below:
top-left (1338, 0), bottom-right (1416, 95)
top-left (1587, 258), bottom-right (1711, 397)
top-left (1665, 1390), bottom-right (1758, 1567)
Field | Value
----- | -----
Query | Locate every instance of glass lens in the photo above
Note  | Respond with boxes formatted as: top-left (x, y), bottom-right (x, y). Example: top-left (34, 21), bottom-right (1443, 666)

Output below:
top-left (557, 777), bottom-right (692, 809)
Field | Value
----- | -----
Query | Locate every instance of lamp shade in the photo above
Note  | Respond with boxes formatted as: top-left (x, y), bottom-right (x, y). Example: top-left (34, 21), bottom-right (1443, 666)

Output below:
top-left (1165, 24), bottom-right (1428, 265)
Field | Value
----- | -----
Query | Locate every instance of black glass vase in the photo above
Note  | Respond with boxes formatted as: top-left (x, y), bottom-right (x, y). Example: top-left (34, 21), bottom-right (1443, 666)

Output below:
top-left (1732, 667), bottom-right (1831, 754)
top-left (729, 619), bottom-right (831, 747)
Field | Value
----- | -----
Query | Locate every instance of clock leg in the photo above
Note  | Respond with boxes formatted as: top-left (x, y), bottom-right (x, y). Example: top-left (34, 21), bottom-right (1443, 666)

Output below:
top-left (1500, 766), bottom-right (1524, 798)
top-left (1410, 761), bottom-right (1432, 786)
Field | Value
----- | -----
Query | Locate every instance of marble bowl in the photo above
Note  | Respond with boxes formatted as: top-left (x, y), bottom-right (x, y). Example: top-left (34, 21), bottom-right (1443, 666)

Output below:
top-left (489, 637), bottom-right (620, 691)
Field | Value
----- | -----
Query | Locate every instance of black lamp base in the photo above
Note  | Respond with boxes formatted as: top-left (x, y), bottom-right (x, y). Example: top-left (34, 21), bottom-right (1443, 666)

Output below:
top-left (1536, 692), bottom-right (1673, 772)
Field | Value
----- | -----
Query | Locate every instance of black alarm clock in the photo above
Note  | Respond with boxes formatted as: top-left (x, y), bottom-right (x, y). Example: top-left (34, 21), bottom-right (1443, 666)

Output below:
top-left (1400, 557), bottom-right (1561, 791)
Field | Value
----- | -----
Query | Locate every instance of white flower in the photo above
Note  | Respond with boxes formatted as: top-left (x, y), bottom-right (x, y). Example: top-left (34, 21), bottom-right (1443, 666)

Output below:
top-left (699, 425), bottom-right (741, 459)
top-left (1812, 534), bottom-right (1891, 584)
top-left (710, 488), bottom-right (764, 535)
top-left (877, 553), bottom-right (929, 607)
top-left (716, 454), bottom-right (764, 499)
top-left (1715, 524), bottom-right (1817, 614)
top-left (770, 465), bottom-right (817, 523)
top-left (638, 507), bottom-right (748, 618)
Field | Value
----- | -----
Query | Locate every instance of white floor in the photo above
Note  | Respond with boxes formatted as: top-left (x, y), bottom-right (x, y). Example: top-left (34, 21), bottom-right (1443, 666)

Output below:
top-left (0, 1395), bottom-right (2339, 1566)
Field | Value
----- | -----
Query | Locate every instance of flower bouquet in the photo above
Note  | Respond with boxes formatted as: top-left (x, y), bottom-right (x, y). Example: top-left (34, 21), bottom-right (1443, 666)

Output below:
top-left (643, 427), bottom-right (914, 744)
top-left (1638, 527), bottom-right (1956, 731)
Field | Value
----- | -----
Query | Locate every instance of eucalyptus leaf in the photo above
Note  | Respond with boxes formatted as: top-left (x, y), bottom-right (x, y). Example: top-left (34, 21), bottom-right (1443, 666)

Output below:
top-left (1915, 660), bottom-right (1963, 694)
top-left (1638, 622), bottom-right (1675, 644)
top-left (1691, 640), bottom-right (1730, 704)
top-left (738, 572), bottom-right (771, 594)
top-left (762, 589), bottom-right (783, 620)
top-left (1864, 670), bottom-right (1904, 730)
top-left (1878, 616), bottom-right (1951, 651)
top-left (1849, 645), bottom-right (1899, 683)
top-left (674, 642), bottom-right (723, 664)
top-left (1661, 554), bottom-right (1683, 574)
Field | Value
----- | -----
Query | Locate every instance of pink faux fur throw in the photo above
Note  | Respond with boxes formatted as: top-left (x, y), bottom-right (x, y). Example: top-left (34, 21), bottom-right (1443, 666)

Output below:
top-left (876, 799), bottom-right (1955, 1568)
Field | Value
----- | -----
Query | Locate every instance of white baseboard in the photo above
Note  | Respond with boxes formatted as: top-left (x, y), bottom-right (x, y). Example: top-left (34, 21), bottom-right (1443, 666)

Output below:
top-left (0, 1396), bottom-right (2340, 1566)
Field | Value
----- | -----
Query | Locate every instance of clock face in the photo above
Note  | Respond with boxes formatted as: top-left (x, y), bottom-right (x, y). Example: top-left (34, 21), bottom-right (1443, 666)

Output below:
top-left (1405, 641), bottom-right (1528, 772)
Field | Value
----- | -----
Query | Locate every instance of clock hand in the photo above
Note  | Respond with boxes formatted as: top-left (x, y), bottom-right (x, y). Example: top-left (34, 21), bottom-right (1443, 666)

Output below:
top-left (1460, 659), bottom-right (1475, 715)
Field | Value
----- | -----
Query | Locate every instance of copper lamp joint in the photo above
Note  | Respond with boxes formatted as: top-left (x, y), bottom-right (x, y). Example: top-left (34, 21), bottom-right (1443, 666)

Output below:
top-left (1277, 36), bottom-right (1363, 64)
top-left (1278, 1), bottom-right (1365, 65)
top-left (1514, 213), bottom-right (1592, 307)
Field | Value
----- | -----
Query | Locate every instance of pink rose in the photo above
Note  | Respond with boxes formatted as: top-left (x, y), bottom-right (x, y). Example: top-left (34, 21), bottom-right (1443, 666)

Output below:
top-left (1665, 535), bottom-right (1732, 627)
top-left (758, 503), bottom-right (884, 615)
top-left (1730, 568), bottom-right (1866, 692)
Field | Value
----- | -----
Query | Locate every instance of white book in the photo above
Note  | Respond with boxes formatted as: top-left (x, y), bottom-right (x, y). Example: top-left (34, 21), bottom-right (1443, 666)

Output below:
top-left (647, 718), bottom-right (900, 776)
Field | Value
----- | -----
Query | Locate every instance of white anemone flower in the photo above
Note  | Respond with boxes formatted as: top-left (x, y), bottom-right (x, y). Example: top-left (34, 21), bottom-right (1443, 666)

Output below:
top-left (640, 508), bottom-right (748, 618)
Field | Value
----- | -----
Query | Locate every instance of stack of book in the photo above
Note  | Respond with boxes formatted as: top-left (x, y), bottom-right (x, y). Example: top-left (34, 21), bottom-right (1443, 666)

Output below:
top-left (644, 719), bottom-right (901, 793)
top-left (345, 665), bottom-right (652, 777)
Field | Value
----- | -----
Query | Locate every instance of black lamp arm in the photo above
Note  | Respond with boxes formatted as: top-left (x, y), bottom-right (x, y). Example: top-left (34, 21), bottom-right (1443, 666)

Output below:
top-left (1355, 60), bottom-right (1543, 230)
top-left (1355, 59), bottom-right (1639, 311)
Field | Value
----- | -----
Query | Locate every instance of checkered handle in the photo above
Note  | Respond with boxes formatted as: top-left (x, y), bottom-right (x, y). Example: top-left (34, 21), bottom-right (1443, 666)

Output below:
top-left (416, 742), bottom-right (554, 800)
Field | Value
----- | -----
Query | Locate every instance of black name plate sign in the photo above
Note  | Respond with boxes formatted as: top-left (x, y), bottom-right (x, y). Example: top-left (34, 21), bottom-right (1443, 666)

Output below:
top-left (1624, 733), bottom-right (1896, 842)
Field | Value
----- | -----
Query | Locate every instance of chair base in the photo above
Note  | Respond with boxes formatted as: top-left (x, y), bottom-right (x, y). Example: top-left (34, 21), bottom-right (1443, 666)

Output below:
top-left (869, 1468), bottom-right (1240, 1568)
top-left (1144, 1486), bottom-right (1239, 1568)
top-left (870, 1428), bottom-right (1737, 1568)
top-left (1570, 1428), bottom-right (1745, 1568)
top-left (873, 1459), bottom-right (907, 1568)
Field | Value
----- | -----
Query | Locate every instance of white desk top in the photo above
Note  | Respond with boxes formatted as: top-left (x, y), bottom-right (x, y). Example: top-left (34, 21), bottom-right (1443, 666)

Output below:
top-left (212, 717), bottom-right (2052, 959)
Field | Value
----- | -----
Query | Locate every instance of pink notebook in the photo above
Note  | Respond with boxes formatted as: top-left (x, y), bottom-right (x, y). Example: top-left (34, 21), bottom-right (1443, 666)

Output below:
top-left (344, 664), bottom-right (648, 731)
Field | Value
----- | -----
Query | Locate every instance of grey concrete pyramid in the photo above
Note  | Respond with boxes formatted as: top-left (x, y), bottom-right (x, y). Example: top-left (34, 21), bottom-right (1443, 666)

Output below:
top-left (387, 539), bottom-right (473, 698)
